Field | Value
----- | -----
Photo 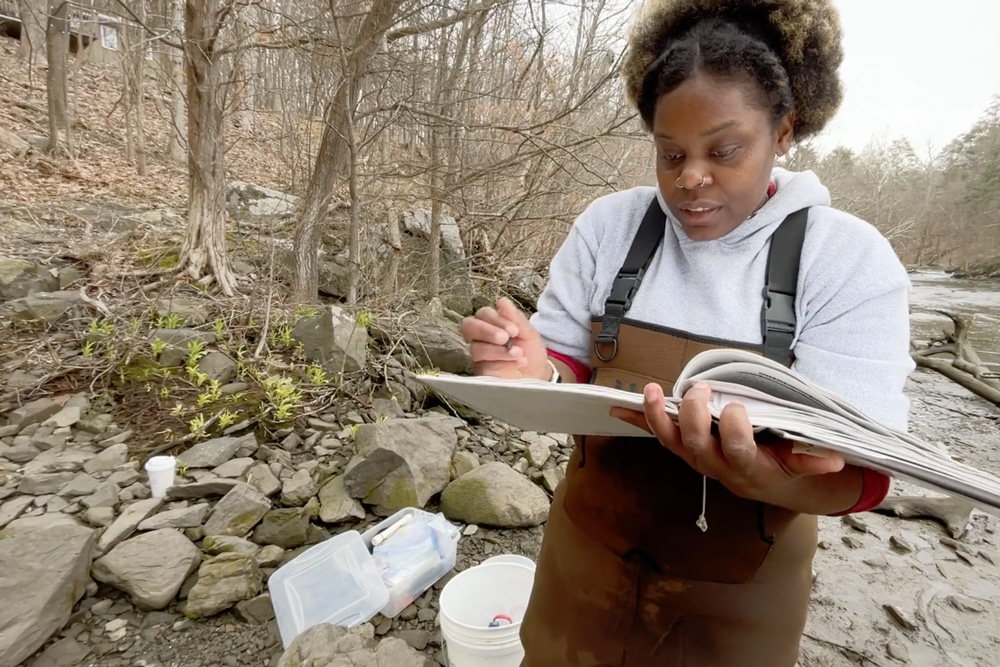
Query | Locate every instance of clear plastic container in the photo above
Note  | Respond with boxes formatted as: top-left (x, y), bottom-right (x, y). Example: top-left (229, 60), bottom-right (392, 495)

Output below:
top-left (268, 530), bottom-right (389, 648)
top-left (361, 508), bottom-right (460, 618)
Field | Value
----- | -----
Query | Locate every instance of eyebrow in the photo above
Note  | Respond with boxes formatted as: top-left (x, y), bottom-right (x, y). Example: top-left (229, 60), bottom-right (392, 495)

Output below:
top-left (654, 120), bottom-right (739, 140)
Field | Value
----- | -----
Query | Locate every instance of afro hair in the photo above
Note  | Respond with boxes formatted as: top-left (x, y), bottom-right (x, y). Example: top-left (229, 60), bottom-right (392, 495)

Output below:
top-left (621, 0), bottom-right (844, 139)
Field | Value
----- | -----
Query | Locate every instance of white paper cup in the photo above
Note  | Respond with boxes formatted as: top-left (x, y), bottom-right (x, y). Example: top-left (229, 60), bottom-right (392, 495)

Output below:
top-left (144, 455), bottom-right (176, 498)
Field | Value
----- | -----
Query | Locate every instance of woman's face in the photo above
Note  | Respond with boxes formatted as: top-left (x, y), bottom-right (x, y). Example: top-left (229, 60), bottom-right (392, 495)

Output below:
top-left (652, 72), bottom-right (794, 241)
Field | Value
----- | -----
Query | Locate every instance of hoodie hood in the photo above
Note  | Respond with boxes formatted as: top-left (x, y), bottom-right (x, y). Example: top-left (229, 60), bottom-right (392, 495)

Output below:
top-left (655, 167), bottom-right (832, 248)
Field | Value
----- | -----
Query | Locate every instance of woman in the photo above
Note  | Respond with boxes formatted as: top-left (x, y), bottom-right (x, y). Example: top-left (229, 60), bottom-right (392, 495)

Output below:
top-left (460, 0), bottom-right (914, 665)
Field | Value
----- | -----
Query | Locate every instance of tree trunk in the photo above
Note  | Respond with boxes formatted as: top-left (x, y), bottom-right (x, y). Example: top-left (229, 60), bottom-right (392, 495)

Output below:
top-left (290, 0), bottom-right (405, 303)
top-left (18, 0), bottom-right (46, 68)
top-left (46, 0), bottom-right (70, 153)
top-left (168, 0), bottom-right (186, 164)
top-left (180, 0), bottom-right (236, 295)
top-left (122, 3), bottom-right (147, 174)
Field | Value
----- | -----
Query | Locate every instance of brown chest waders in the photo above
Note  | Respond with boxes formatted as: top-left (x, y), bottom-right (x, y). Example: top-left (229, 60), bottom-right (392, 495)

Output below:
top-left (519, 199), bottom-right (819, 667)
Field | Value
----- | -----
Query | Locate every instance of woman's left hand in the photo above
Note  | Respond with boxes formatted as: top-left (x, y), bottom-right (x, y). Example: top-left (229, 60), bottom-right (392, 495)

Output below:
top-left (610, 382), bottom-right (863, 515)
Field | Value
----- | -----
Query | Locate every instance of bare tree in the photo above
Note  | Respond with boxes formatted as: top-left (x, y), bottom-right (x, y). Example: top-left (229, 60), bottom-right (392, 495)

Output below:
top-left (167, 0), bottom-right (187, 163)
top-left (45, 0), bottom-right (71, 153)
top-left (178, 0), bottom-right (236, 295)
top-left (290, 0), bottom-right (406, 303)
top-left (18, 0), bottom-right (47, 68)
top-left (121, 0), bottom-right (148, 174)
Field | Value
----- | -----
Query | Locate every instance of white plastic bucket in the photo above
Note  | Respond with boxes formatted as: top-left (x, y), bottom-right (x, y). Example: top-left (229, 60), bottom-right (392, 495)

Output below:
top-left (439, 562), bottom-right (536, 667)
top-left (144, 455), bottom-right (176, 498)
top-left (480, 555), bottom-right (535, 569)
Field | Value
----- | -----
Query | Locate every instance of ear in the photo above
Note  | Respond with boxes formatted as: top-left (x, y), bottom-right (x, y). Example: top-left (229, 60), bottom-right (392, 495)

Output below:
top-left (775, 112), bottom-right (796, 156)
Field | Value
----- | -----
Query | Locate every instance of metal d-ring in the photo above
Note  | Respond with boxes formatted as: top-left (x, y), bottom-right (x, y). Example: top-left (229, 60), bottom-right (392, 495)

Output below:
top-left (594, 337), bottom-right (618, 362)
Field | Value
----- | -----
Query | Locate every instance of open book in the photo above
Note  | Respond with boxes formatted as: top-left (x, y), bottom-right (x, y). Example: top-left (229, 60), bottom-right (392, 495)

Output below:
top-left (412, 348), bottom-right (1000, 517)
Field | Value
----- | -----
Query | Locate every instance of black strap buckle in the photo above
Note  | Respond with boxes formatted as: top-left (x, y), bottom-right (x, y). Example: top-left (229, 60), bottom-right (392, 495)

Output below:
top-left (763, 289), bottom-right (796, 335)
top-left (606, 270), bottom-right (645, 308)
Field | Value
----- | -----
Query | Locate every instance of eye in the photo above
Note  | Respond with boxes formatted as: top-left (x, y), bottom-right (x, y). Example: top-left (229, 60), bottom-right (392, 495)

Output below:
top-left (711, 145), bottom-right (740, 160)
top-left (659, 152), bottom-right (683, 163)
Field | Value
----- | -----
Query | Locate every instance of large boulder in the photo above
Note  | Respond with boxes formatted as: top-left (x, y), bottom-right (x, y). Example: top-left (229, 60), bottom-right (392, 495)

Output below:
top-left (185, 553), bottom-right (263, 618)
top-left (441, 462), bottom-right (550, 528)
top-left (401, 312), bottom-right (473, 374)
top-left (343, 415), bottom-right (458, 516)
top-left (0, 515), bottom-right (95, 667)
top-left (91, 528), bottom-right (202, 610)
top-left (293, 305), bottom-right (368, 374)
top-left (0, 258), bottom-right (53, 302)
top-left (227, 181), bottom-right (300, 218)
top-left (201, 483), bottom-right (271, 537)
top-left (402, 209), bottom-right (466, 266)
top-left (10, 290), bottom-right (83, 324)
top-left (277, 623), bottom-right (431, 667)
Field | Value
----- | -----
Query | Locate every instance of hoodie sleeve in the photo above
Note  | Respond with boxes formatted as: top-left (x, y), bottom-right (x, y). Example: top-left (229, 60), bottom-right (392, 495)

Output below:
top-left (791, 209), bottom-right (915, 431)
top-left (529, 206), bottom-right (601, 367)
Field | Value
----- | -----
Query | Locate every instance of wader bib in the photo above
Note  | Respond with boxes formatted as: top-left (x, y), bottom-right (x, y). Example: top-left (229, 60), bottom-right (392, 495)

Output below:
top-left (519, 200), bottom-right (818, 667)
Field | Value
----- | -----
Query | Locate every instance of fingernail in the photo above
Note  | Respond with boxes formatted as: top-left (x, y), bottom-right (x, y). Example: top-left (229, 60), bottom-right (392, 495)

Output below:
top-left (694, 382), bottom-right (710, 392)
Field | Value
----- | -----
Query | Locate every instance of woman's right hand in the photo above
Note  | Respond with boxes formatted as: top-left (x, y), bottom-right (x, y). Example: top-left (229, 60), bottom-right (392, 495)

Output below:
top-left (460, 297), bottom-right (551, 380)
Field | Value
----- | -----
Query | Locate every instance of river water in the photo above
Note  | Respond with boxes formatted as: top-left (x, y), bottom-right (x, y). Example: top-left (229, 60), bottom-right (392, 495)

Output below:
top-left (908, 270), bottom-right (1000, 367)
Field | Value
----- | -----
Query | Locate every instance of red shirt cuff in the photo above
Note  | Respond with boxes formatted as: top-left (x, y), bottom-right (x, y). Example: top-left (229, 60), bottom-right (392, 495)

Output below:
top-left (831, 469), bottom-right (890, 515)
top-left (547, 350), bottom-right (591, 384)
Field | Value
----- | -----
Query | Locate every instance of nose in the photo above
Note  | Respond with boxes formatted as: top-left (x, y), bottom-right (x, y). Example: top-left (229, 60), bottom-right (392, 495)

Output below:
top-left (675, 161), bottom-right (712, 189)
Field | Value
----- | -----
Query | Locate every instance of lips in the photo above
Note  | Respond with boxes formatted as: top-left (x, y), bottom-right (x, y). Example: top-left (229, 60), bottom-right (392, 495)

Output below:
top-left (676, 200), bottom-right (723, 225)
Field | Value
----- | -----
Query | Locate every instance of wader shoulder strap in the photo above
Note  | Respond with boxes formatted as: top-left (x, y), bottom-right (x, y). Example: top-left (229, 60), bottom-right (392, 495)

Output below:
top-left (594, 198), bottom-right (666, 362)
top-left (593, 198), bottom-right (810, 366)
top-left (761, 207), bottom-right (809, 366)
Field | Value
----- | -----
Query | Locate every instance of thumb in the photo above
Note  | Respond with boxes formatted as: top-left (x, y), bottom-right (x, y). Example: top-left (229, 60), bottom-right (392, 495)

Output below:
top-left (779, 448), bottom-right (846, 477)
top-left (497, 297), bottom-right (538, 340)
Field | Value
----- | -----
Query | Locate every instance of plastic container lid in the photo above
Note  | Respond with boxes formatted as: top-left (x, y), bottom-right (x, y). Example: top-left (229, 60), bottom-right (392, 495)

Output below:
top-left (268, 530), bottom-right (389, 648)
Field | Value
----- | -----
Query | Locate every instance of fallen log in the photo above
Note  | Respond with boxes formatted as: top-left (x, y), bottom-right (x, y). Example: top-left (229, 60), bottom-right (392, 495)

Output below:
top-left (911, 310), bottom-right (1000, 407)
top-left (873, 495), bottom-right (974, 539)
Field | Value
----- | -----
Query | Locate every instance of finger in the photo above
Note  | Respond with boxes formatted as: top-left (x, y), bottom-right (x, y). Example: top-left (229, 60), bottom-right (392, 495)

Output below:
top-left (469, 341), bottom-right (525, 363)
top-left (717, 402), bottom-right (759, 482)
top-left (772, 442), bottom-right (846, 476)
top-left (609, 407), bottom-right (653, 434)
top-left (460, 314), bottom-right (514, 346)
top-left (496, 298), bottom-right (537, 341)
top-left (641, 383), bottom-right (683, 453)
top-left (677, 382), bottom-right (724, 472)
top-left (474, 358), bottom-right (529, 378)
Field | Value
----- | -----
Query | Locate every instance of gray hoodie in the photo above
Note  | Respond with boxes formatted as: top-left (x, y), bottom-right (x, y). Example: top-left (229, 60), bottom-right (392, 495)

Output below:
top-left (530, 167), bottom-right (914, 430)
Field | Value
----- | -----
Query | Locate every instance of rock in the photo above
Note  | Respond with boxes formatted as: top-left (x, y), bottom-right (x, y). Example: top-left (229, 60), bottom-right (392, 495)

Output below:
top-left (83, 506), bottom-right (115, 527)
top-left (375, 636), bottom-right (433, 667)
top-left (138, 503), bottom-right (210, 530)
top-left (26, 636), bottom-right (91, 667)
top-left (0, 128), bottom-right (31, 155)
top-left (185, 553), bottom-right (263, 618)
top-left (202, 483), bottom-right (270, 536)
top-left (108, 468), bottom-right (141, 487)
top-left (7, 398), bottom-right (62, 429)
top-left (396, 629), bottom-right (430, 651)
top-left (166, 478), bottom-right (241, 499)
top-left (246, 462), bottom-right (281, 497)
top-left (19, 471), bottom-right (77, 495)
top-left (252, 507), bottom-right (310, 549)
top-left (154, 295), bottom-right (210, 326)
top-left (0, 495), bottom-right (34, 528)
top-left (451, 451), bottom-right (479, 479)
top-left (0, 443), bottom-right (40, 463)
top-left (318, 475), bottom-right (366, 524)
top-left (178, 436), bottom-right (248, 468)
top-left (149, 328), bottom-right (215, 366)
top-left (83, 443), bottom-right (129, 474)
top-left (886, 640), bottom-right (910, 662)
top-left (841, 535), bottom-right (863, 549)
top-left (512, 457), bottom-right (529, 474)
top-left (234, 593), bottom-right (275, 625)
top-left (0, 257), bottom-right (38, 301)
top-left (440, 462), bottom-right (550, 528)
top-left (58, 472), bottom-right (100, 497)
top-left (255, 544), bottom-right (285, 567)
top-left (343, 415), bottom-right (457, 515)
top-left (227, 181), bottom-right (300, 218)
top-left (402, 208), bottom-right (466, 264)
top-left (81, 481), bottom-right (119, 509)
top-left (841, 514), bottom-right (872, 534)
top-left (401, 315), bottom-right (472, 374)
top-left (10, 291), bottom-right (82, 324)
top-left (277, 624), bottom-right (374, 667)
top-left (97, 498), bottom-right (163, 552)
top-left (882, 604), bottom-right (918, 632)
top-left (203, 535), bottom-right (261, 557)
top-left (541, 465), bottom-right (566, 493)
top-left (92, 528), bottom-right (202, 610)
top-left (280, 432), bottom-right (303, 451)
top-left (0, 515), bottom-right (95, 667)
top-left (524, 437), bottom-right (552, 468)
top-left (198, 352), bottom-right (238, 384)
top-left (45, 406), bottom-right (81, 428)
top-left (211, 457), bottom-right (255, 478)
top-left (292, 305), bottom-right (368, 373)
top-left (23, 448), bottom-right (90, 475)
top-left (280, 468), bottom-right (319, 508)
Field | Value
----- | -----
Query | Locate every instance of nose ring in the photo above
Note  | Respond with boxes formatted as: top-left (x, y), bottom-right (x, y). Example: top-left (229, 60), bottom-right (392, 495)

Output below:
top-left (676, 176), bottom-right (708, 189)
